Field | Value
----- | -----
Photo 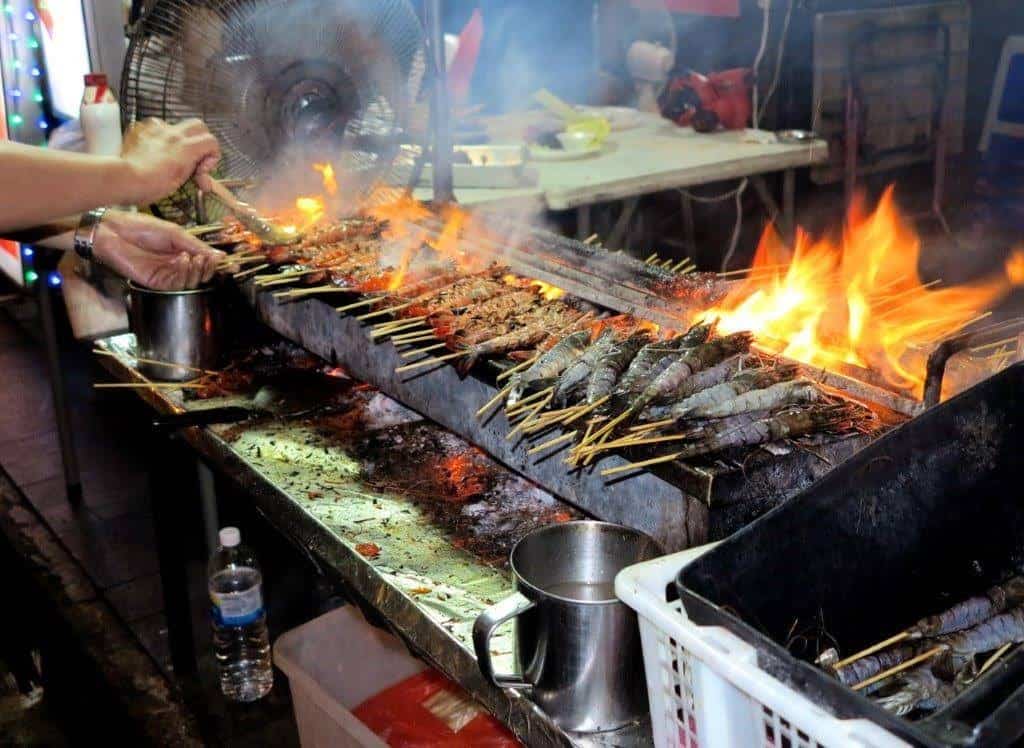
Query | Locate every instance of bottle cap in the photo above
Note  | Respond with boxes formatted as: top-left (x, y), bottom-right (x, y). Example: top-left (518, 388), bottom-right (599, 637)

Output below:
top-left (84, 73), bottom-right (108, 87)
top-left (219, 527), bottom-right (241, 548)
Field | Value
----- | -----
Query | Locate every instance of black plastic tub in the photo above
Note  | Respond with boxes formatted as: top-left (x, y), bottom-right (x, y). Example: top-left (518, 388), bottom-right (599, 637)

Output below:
top-left (677, 363), bottom-right (1024, 747)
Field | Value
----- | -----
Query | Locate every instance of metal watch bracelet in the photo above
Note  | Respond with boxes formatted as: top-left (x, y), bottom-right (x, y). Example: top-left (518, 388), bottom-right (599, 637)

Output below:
top-left (73, 207), bottom-right (108, 261)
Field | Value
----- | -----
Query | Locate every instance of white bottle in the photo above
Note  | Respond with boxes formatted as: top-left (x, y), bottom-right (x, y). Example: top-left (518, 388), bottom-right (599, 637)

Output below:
top-left (80, 73), bottom-right (122, 157)
top-left (208, 527), bottom-right (273, 702)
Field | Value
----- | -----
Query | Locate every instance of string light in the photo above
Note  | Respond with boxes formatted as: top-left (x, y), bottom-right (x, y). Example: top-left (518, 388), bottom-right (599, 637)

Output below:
top-left (46, 271), bottom-right (61, 288)
top-left (20, 246), bottom-right (32, 259)
top-left (24, 269), bottom-right (37, 284)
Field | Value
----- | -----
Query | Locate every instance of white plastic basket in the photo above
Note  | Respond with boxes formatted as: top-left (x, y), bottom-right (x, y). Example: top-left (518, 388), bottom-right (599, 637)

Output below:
top-left (274, 606), bottom-right (427, 748)
top-left (615, 547), bottom-right (909, 748)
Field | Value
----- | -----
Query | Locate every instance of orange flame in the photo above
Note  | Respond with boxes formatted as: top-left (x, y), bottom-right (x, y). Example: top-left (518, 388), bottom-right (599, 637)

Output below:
top-left (313, 163), bottom-right (338, 196)
top-left (294, 196), bottom-right (325, 229)
top-left (704, 186), bottom-right (1023, 394)
top-left (530, 280), bottom-right (565, 301)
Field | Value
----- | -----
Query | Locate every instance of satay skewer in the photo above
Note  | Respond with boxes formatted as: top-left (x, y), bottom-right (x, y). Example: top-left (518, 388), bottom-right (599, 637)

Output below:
top-left (527, 431), bottom-right (578, 456)
top-left (336, 295), bottom-right (387, 313)
top-left (852, 646), bottom-right (945, 691)
top-left (233, 263), bottom-right (270, 279)
top-left (476, 383), bottom-right (515, 418)
top-left (832, 632), bottom-right (912, 671)
top-left (495, 354), bottom-right (539, 383)
top-left (401, 343), bottom-right (446, 359)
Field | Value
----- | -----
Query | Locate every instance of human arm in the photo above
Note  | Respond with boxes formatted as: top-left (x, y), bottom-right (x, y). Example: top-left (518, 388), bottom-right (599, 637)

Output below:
top-left (0, 118), bottom-right (220, 234)
top-left (14, 210), bottom-right (229, 291)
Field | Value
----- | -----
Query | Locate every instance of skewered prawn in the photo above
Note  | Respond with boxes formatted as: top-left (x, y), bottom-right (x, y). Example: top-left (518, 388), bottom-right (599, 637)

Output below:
top-left (630, 332), bottom-right (754, 414)
top-left (693, 379), bottom-right (822, 419)
top-left (943, 606), bottom-right (1024, 658)
top-left (507, 331), bottom-right (590, 406)
top-left (586, 333), bottom-right (650, 407)
top-left (908, 577), bottom-right (1024, 640)
top-left (875, 667), bottom-right (958, 716)
top-left (459, 312), bottom-right (584, 372)
top-left (667, 354), bottom-right (750, 403)
top-left (670, 404), bottom-right (856, 462)
top-left (672, 365), bottom-right (801, 419)
top-left (553, 331), bottom-right (618, 405)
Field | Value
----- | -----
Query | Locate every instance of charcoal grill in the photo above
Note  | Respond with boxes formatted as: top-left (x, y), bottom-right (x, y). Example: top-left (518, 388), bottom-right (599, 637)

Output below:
top-left (235, 209), bottom-right (974, 551)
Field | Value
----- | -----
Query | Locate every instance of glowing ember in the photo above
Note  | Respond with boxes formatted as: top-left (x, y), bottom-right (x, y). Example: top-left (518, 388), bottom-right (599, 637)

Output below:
top-left (313, 162), bottom-right (338, 196)
top-left (529, 280), bottom-right (565, 301)
top-left (704, 186), bottom-right (1024, 394)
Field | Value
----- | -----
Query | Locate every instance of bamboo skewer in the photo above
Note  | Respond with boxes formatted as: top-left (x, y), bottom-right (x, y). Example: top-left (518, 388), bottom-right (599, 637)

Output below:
top-left (233, 263), bottom-right (269, 279)
top-left (851, 646), bottom-right (945, 691)
top-left (496, 354), bottom-right (539, 383)
top-left (394, 351), bottom-right (464, 374)
top-left (92, 349), bottom-right (219, 376)
top-left (601, 451), bottom-right (684, 477)
top-left (527, 431), bottom-right (578, 456)
top-left (579, 432), bottom-right (690, 457)
top-left (476, 383), bottom-right (515, 418)
top-left (832, 631), bottom-right (912, 671)
top-left (274, 285), bottom-right (351, 299)
top-left (94, 382), bottom-right (206, 390)
top-left (401, 343), bottom-right (446, 359)
top-left (584, 234), bottom-right (599, 245)
top-left (390, 332), bottom-right (437, 345)
top-left (562, 396), bottom-right (610, 427)
top-left (336, 296), bottom-right (386, 314)
top-left (978, 643), bottom-right (1015, 677)
top-left (717, 263), bottom-right (790, 278)
top-left (631, 418), bottom-right (673, 432)
top-left (644, 253), bottom-right (659, 264)
top-left (504, 386), bottom-right (555, 416)
top-left (506, 393), bottom-right (553, 440)
top-left (357, 300), bottom-right (416, 321)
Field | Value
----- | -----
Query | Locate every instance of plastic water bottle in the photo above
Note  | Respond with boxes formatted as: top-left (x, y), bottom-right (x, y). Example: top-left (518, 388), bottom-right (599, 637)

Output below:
top-left (208, 527), bottom-right (273, 702)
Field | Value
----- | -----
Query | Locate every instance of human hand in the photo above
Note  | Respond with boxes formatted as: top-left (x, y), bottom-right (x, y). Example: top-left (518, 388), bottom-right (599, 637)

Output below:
top-left (120, 118), bottom-right (221, 205)
top-left (92, 210), bottom-right (231, 291)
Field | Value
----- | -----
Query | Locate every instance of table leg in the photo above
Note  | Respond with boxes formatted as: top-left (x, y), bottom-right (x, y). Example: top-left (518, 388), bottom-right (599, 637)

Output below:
top-left (680, 193), bottom-right (696, 258)
top-left (36, 279), bottom-right (82, 505)
top-left (783, 169), bottom-right (796, 242)
top-left (197, 461), bottom-right (219, 556)
top-left (148, 437), bottom-right (198, 678)
top-left (607, 197), bottom-right (640, 250)
top-left (576, 205), bottom-right (592, 241)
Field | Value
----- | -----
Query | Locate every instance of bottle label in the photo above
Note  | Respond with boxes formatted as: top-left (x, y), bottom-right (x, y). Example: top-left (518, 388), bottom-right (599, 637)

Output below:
top-left (211, 584), bottom-right (264, 627)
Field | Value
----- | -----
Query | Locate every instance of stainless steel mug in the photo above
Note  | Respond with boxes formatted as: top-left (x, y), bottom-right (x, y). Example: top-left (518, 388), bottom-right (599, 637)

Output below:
top-left (473, 521), bottom-right (661, 733)
top-left (127, 283), bottom-right (221, 381)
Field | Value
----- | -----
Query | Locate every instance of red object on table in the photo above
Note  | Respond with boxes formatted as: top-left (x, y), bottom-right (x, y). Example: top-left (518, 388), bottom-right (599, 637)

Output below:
top-left (661, 68), bottom-right (753, 132)
top-left (448, 9), bottom-right (483, 108)
top-left (353, 670), bottom-right (520, 747)
top-left (631, 0), bottom-right (739, 18)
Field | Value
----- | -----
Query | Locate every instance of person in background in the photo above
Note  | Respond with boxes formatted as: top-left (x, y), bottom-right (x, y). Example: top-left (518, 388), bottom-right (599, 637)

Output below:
top-left (0, 118), bottom-right (226, 291)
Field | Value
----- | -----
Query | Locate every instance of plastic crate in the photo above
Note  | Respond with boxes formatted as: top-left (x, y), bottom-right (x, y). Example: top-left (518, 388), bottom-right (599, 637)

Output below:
top-left (615, 548), bottom-right (907, 748)
top-left (273, 606), bottom-right (426, 748)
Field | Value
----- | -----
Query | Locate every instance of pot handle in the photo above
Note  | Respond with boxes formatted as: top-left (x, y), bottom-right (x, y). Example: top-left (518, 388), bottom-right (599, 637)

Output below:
top-left (473, 592), bottom-right (535, 690)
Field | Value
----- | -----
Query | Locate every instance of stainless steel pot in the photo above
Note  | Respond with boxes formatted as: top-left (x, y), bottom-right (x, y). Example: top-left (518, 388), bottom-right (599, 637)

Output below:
top-left (473, 521), bottom-right (661, 733)
top-left (127, 282), bottom-right (221, 381)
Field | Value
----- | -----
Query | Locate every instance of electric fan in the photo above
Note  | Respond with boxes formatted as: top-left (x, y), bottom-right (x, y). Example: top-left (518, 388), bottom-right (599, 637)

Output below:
top-left (120, 0), bottom-right (431, 220)
top-left (598, 0), bottom-right (677, 113)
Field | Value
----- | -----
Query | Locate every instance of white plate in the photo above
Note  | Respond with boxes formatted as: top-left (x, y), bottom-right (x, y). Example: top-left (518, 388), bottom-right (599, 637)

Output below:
top-left (528, 143), bottom-right (603, 162)
top-left (574, 105), bottom-right (650, 131)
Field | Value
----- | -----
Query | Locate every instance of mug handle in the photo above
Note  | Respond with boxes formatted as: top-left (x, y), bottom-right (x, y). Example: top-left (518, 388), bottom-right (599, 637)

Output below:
top-left (473, 592), bottom-right (535, 690)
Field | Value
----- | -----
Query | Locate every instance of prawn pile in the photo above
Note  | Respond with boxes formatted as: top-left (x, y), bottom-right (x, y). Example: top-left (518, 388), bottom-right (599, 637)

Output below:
top-left (821, 576), bottom-right (1024, 718)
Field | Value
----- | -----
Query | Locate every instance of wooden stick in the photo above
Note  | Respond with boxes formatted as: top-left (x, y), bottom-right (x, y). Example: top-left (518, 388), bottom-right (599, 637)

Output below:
top-left (586, 408), bottom-right (634, 446)
top-left (385, 325), bottom-right (432, 341)
top-left (506, 393), bottom-right (553, 440)
top-left (92, 349), bottom-right (219, 376)
top-left (527, 431), bottom-right (578, 456)
top-left (371, 314), bottom-right (428, 330)
top-left (644, 253), bottom-right (659, 264)
top-left (401, 343), bottom-right (446, 359)
top-left (357, 300), bottom-right (415, 321)
top-left (978, 643), bottom-right (1014, 677)
top-left (94, 382), bottom-right (206, 390)
top-left (660, 258), bottom-right (674, 269)
top-left (584, 233), bottom-right (599, 245)
top-left (390, 331), bottom-right (437, 345)
top-left (186, 222), bottom-right (225, 236)
top-left (833, 631), bottom-right (912, 671)
top-left (504, 386), bottom-right (555, 416)
top-left (274, 285), bottom-right (351, 299)
top-left (631, 418), bottom-right (674, 432)
top-left (671, 259), bottom-right (691, 273)
top-left (852, 646), bottom-right (945, 691)
top-left (395, 351), bottom-right (464, 374)
top-left (601, 451), bottom-right (683, 477)
top-left (233, 263), bottom-right (269, 279)
top-left (336, 296), bottom-right (385, 313)
top-left (496, 354), bottom-right (539, 383)
top-left (476, 383), bottom-right (514, 418)
top-left (581, 432), bottom-right (690, 456)
top-left (717, 263), bottom-right (789, 278)
top-left (371, 319), bottom-right (427, 338)
top-left (562, 396), bottom-right (610, 427)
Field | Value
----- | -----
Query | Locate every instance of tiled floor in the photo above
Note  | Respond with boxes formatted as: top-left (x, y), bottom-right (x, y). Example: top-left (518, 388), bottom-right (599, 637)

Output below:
top-left (0, 300), bottom-right (172, 672)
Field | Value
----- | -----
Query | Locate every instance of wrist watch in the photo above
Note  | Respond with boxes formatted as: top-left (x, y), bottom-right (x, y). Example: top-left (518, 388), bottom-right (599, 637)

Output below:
top-left (73, 207), bottom-right (108, 261)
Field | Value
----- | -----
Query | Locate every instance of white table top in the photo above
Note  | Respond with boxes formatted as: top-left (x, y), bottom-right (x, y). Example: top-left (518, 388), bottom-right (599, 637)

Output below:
top-left (415, 119), bottom-right (828, 212)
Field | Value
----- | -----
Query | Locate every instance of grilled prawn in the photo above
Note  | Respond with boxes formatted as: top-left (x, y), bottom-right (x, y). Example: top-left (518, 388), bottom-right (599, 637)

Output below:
top-left (507, 331), bottom-right (590, 407)
top-left (553, 330), bottom-right (618, 405)
top-left (586, 333), bottom-right (650, 407)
